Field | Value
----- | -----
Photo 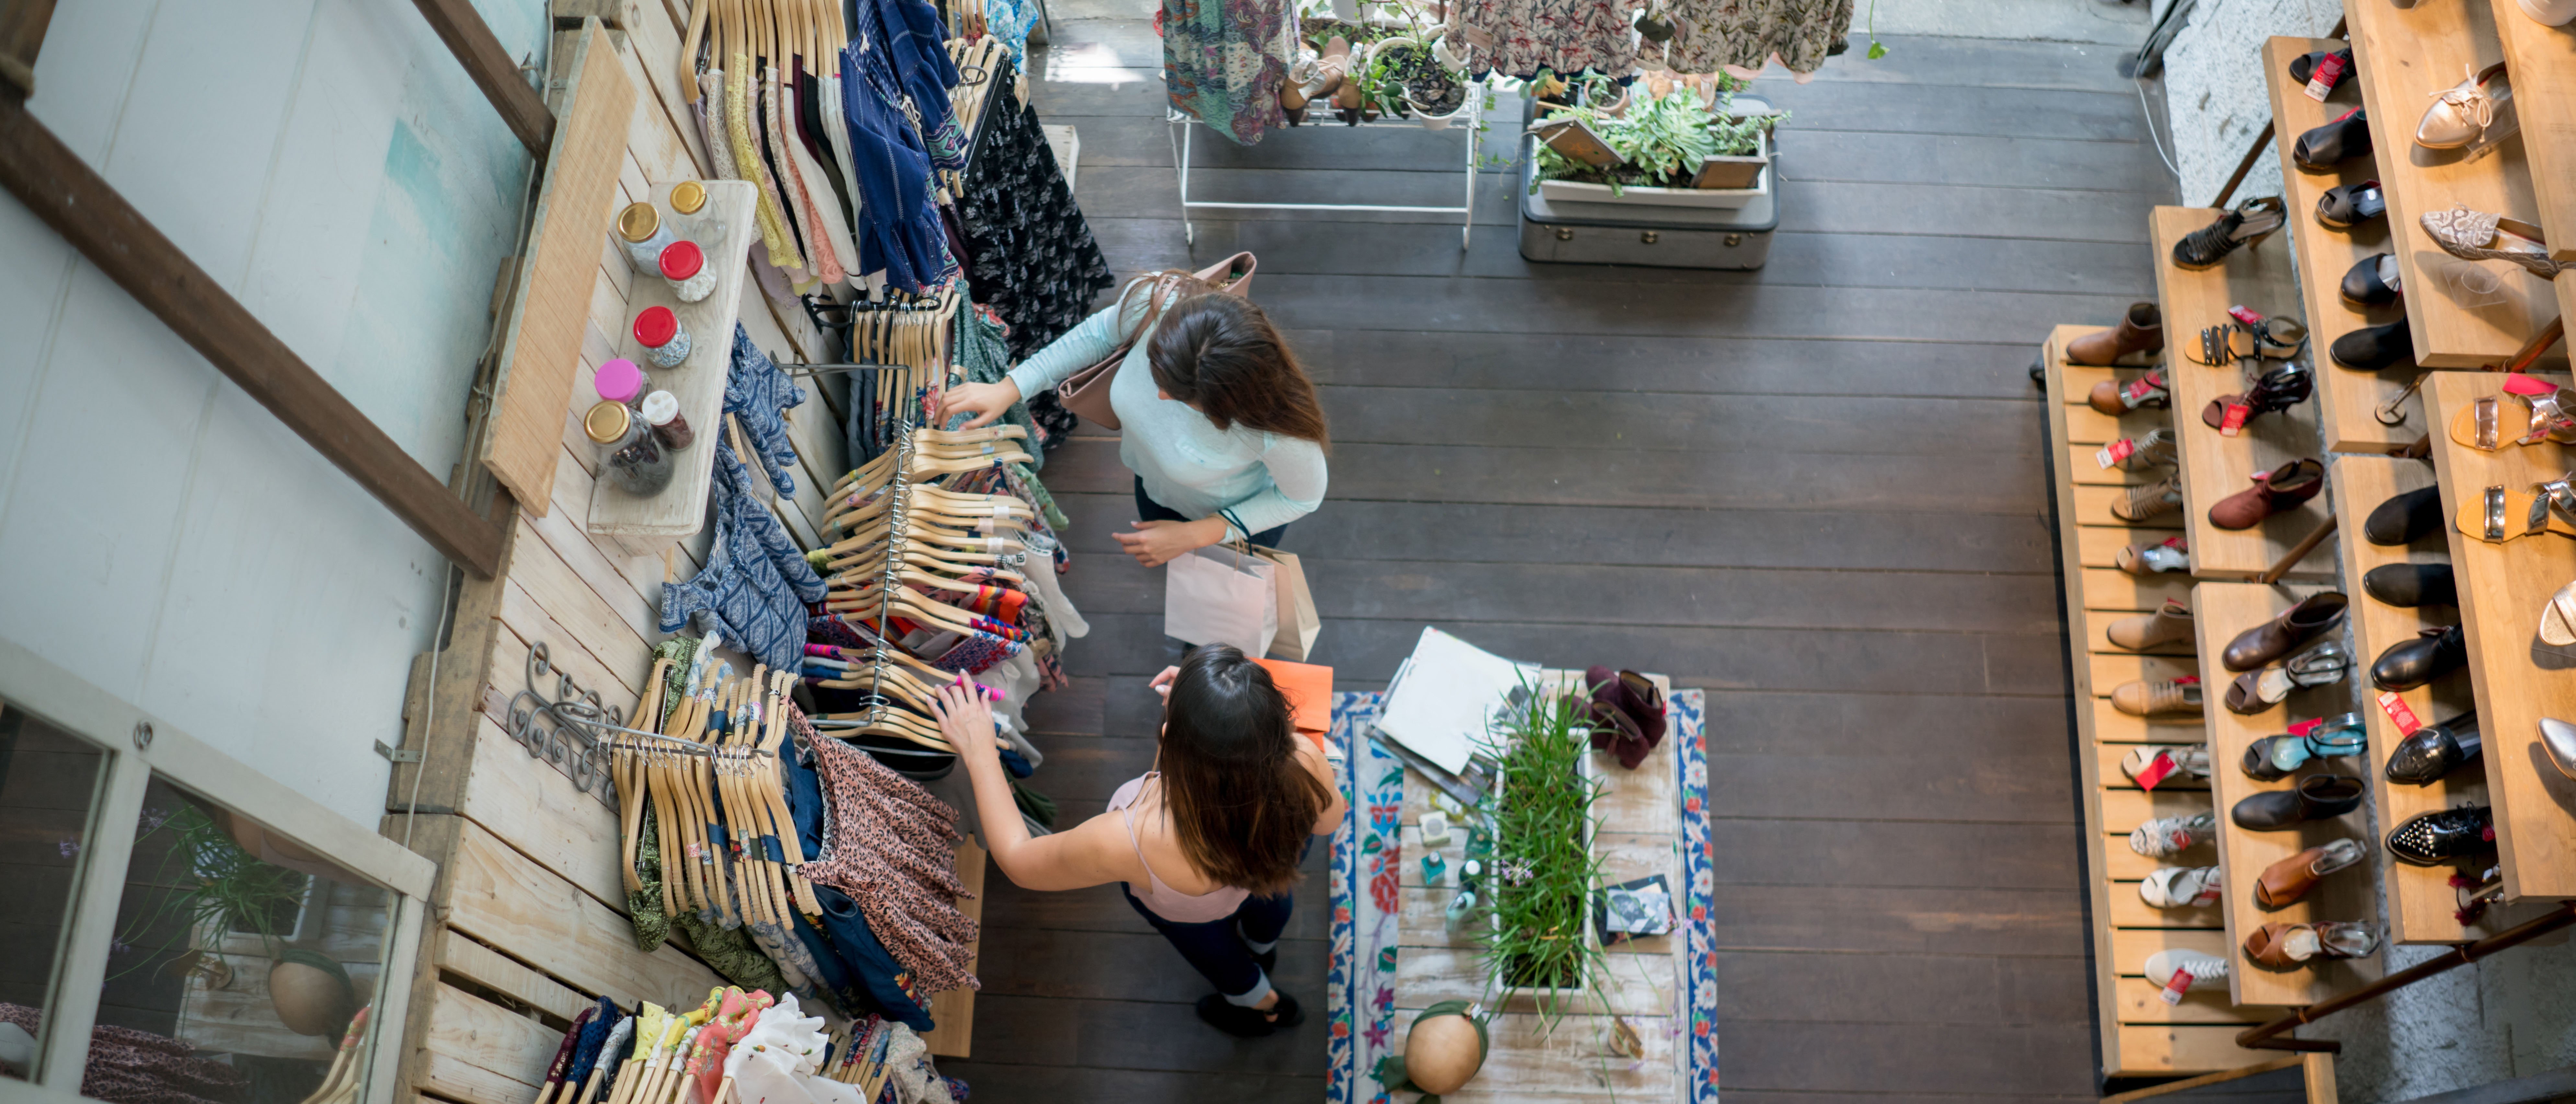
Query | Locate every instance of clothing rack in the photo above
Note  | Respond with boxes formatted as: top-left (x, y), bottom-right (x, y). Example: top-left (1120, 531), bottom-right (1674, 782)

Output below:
top-left (857, 423), bottom-right (921, 731)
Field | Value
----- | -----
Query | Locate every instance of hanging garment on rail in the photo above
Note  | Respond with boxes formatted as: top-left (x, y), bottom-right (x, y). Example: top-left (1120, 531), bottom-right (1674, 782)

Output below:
top-left (840, 43), bottom-right (959, 293)
top-left (660, 436), bottom-right (830, 673)
top-left (1446, 0), bottom-right (1639, 79)
top-left (945, 303), bottom-right (1044, 466)
top-left (856, 0), bottom-right (970, 175)
top-left (953, 63), bottom-right (1117, 364)
top-left (800, 717), bottom-right (983, 995)
top-left (726, 326), bottom-right (808, 495)
top-left (1661, 0), bottom-right (1853, 77)
top-left (776, 711), bottom-right (941, 1029)
top-left (1162, 0), bottom-right (1291, 144)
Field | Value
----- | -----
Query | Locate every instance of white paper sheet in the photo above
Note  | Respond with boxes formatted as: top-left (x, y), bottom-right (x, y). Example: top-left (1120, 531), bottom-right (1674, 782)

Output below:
top-left (1372, 626), bottom-right (1538, 775)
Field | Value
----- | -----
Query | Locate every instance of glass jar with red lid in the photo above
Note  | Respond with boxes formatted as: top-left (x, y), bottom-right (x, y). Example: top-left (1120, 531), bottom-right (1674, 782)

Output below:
top-left (633, 305), bottom-right (691, 369)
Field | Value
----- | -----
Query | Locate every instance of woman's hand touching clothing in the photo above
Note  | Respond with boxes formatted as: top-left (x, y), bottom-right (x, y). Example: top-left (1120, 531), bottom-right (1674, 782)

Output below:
top-left (934, 678), bottom-right (1135, 892)
top-left (934, 379), bottom-right (1022, 430)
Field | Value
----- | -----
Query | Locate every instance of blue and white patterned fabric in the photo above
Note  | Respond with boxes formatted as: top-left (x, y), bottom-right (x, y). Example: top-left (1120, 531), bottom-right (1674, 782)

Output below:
top-left (725, 325), bottom-right (806, 496)
top-left (659, 436), bottom-right (829, 672)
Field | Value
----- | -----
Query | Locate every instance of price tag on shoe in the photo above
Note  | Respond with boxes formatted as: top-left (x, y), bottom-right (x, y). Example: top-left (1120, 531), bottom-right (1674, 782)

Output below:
top-left (2219, 402), bottom-right (2252, 437)
top-left (2227, 305), bottom-right (2269, 327)
top-left (2377, 690), bottom-right (2424, 736)
top-left (2305, 53), bottom-right (2348, 102)
top-left (2097, 437), bottom-right (2137, 469)
top-left (2158, 969), bottom-right (2194, 1005)
top-left (2122, 376), bottom-right (2161, 407)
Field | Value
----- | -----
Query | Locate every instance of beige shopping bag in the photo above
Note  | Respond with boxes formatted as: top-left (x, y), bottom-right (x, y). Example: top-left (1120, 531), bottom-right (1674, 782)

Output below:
top-left (1165, 544), bottom-right (1279, 657)
top-left (1247, 545), bottom-right (1321, 661)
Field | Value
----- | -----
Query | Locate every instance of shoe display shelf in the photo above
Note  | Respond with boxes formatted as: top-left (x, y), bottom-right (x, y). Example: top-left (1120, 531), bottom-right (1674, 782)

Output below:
top-left (2191, 582), bottom-right (2386, 1006)
top-left (2488, 0), bottom-right (2576, 278)
top-left (2420, 371), bottom-right (2576, 899)
top-left (2328, 454), bottom-right (2550, 941)
top-left (2343, 0), bottom-right (2562, 367)
top-left (2151, 206), bottom-right (2337, 582)
top-left (2261, 37), bottom-right (2417, 454)
top-left (2043, 326), bottom-right (2285, 1075)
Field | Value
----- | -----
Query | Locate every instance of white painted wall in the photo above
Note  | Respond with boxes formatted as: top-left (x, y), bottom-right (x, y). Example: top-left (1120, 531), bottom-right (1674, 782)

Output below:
top-left (0, 0), bottom-right (545, 829)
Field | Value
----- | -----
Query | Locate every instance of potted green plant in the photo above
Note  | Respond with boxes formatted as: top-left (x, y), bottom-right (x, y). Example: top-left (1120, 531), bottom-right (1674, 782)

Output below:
top-left (1472, 685), bottom-right (1606, 1018)
top-left (115, 806), bottom-right (355, 1036)
top-left (1531, 82), bottom-right (1785, 208)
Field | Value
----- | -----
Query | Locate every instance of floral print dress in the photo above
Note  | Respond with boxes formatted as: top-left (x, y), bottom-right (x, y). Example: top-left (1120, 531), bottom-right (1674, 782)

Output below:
top-left (1663, 0), bottom-right (1853, 76)
top-left (1163, 0), bottom-right (1291, 144)
top-left (1447, 0), bottom-right (1638, 79)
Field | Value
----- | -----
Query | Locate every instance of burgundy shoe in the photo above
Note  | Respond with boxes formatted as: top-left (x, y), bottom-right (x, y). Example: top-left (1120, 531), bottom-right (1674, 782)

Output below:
top-left (2209, 458), bottom-right (2325, 530)
top-left (1585, 666), bottom-right (1666, 769)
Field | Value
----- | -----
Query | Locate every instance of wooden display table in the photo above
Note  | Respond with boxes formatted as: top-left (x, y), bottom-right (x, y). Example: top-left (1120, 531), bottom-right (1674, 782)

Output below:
top-left (2040, 327), bottom-right (2282, 1075)
top-left (2260, 37), bottom-right (2417, 454)
top-left (2419, 372), bottom-right (2576, 900)
top-left (2344, 0), bottom-right (2561, 366)
top-left (2148, 207), bottom-right (2333, 581)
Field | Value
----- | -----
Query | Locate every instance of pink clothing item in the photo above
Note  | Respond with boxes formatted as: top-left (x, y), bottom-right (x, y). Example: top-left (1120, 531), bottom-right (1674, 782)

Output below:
top-left (1111, 773), bottom-right (1252, 923)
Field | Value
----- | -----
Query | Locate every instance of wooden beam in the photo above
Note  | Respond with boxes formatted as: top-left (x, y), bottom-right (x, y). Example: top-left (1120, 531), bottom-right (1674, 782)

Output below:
top-left (411, 0), bottom-right (555, 158)
top-left (0, 97), bottom-right (508, 578)
top-left (0, 0), bottom-right (53, 98)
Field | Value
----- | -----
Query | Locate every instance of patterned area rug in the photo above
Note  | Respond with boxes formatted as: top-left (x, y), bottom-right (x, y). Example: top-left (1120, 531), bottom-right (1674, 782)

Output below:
top-left (1325, 689), bottom-right (1715, 1102)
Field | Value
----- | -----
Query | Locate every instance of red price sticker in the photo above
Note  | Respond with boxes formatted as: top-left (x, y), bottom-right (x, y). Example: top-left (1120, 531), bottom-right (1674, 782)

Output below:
top-left (2377, 691), bottom-right (2423, 736)
top-left (2219, 402), bottom-right (2251, 437)
top-left (2286, 716), bottom-right (2324, 738)
top-left (2228, 305), bottom-right (2268, 327)
top-left (2134, 752), bottom-right (2178, 791)
top-left (2124, 377), bottom-right (2159, 404)
top-left (2159, 969), bottom-right (2194, 1005)
top-left (2305, 53), bottom-right (2348, 101)
top-left (2097, 437), bottom-right (2137, 469)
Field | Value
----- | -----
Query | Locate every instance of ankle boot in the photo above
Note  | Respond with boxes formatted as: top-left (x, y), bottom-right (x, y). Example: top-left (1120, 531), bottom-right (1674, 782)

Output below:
top-left (2210, 458), bottom-right (2326, 530)
top-left (2069, 303), bottom-right (2165, 366)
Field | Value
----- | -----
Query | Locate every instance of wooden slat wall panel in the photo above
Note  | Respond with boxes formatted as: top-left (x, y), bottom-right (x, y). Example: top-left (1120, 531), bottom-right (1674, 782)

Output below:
top-left (445, 817), bottom-right (723, 1008)
top-left (420, 982), bottom-right (558, 1104)
top-left (481, 24), bottom-right (637, 516)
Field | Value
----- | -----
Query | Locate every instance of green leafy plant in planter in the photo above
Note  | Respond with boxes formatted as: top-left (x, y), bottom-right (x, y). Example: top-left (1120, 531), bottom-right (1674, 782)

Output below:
top-left (1471, 685), bottom-right (1608, 1025)
top-left (1531, 79), bottom-right (1784, 195)
top-left (112, 805), bottom-right (310, 983)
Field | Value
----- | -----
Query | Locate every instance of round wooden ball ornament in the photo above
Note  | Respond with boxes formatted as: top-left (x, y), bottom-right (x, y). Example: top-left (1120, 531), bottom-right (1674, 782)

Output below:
top-left (1375, 1000), bottom-right (1489, 1100)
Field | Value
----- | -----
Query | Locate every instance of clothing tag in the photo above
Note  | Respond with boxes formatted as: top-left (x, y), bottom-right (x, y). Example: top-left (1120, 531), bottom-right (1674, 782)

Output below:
top-left (2159, 969), bottom-right (2194, 1004)
top-left (2304, 54), bottom-right (2347, 101)
top-left (2377, 691), bottom-right (2423, 735)
top-left (2227, 305), bottom-right (2268, 326)
top-left (2286, 716), bottom-right (2324, 738)
top-left (2134, 753), bottom-right (2177, 791)
top-left (2219, 402), bottom-right (2251, 436)
top-left (2097, 438), bottom-right (2137, 469)
top-left (1463, 24), bottom-right (1495, 47)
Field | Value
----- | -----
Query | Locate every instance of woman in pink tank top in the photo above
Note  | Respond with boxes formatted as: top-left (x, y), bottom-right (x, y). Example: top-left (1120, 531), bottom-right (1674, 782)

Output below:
top-left (933, 645), bottom-right (1345, 1037)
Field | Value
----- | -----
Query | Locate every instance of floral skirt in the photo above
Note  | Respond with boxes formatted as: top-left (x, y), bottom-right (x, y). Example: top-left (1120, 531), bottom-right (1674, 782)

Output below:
top-left (1662, 0), bottom-right (1853, 76)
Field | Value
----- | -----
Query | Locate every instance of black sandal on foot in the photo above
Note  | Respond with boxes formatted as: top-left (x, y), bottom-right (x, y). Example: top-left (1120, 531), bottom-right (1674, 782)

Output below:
top-left (1197, 991), bottom-right (1304, 1038)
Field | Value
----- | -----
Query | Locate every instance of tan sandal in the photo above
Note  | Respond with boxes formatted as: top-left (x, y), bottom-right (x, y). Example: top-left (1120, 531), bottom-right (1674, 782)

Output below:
top-left (2457, 480), bottom-right (2576, 543)
top-left (2448, 378), bottom-right (2576, 451)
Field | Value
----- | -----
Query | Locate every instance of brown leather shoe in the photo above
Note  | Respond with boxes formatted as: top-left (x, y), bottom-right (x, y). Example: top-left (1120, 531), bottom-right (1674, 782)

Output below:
top-left (2068, 303), bottom-right (2166, 366)
top-left (2209, 458), bottom-right (2326, 530)
top-left (2112, 677), bottom-right (2204, 717)
top-left (2089, 369), bottom-right (2171, 416)
top-left (2244, 920), bottom-right (2378, 969)
top-left (2107, 599), bottom-right (2195, 651)
top-left (2221, 591), bottom-right (2348, 671)
top-left (2253, 838), bottom-right (2365, 908)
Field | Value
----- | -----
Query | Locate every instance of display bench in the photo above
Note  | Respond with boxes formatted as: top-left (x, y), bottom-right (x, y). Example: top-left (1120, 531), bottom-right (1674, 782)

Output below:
top-left (2420, 371), bottom-right (2576, 900)
top-left (2190, 583), bottom-right (2385, 1006)
top-left (2343, 0), bottom-right (2561, 367)
top-left (2041, 327), bottom-right (2284, 1075)
top-left (2150, 207), bottom-right (2335, 581)
top-left (2260, 37), bottom-right (2416, 454)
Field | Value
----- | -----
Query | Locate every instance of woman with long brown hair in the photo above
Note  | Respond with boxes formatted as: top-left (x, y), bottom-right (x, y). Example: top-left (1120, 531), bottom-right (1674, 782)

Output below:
top-left (937, 273), bottom-right (1329, 563)
top-left (931, 644), bottom-right (1346, 1036)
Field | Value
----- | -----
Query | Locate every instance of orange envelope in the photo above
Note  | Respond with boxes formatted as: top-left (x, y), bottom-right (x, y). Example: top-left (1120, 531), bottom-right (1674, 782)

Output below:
top-left (1255, 658), bottom-right (1333, 746)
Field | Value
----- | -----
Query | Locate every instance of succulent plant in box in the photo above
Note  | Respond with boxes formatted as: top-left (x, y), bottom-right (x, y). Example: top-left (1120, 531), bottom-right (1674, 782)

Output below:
top-left (1533, 79), bottom-right (1784, 195)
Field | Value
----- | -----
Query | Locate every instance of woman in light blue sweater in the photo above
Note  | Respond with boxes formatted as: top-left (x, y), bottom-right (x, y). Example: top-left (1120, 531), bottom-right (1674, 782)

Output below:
top-left (937, 277), bottom-right (1330, 565)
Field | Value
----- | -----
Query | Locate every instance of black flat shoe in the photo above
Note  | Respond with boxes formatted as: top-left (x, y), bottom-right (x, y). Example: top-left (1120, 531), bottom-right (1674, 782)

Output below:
top-left (2386, 805), bottom-right (2496, 866)
top-left (2342, 254), bottom-right (2402, 307)
top-left (2373, 625), bottom-right (2467, 691)
top-left (1196, 991), bottom-right (1304, 1038)
top-left (2364, 486), bottom-right (2444, 545)
top-left (2332, 318), bottom-right (2415, 371)
top-left (2387, 714), bottom-right (2480, 785)
top-left (2317, 180), bottom-right (2386, 229)
top-left (2288, 47), bottom-right (2353, 89)
top-left (2362, 562), bottom-right (2455, 606)
top-left (2295, 107), bottom-right (2372, 171)
top-left (2232, 774), bottom-right (2366, 830)
top-left (2174, 196), bottom-right (2288, 270)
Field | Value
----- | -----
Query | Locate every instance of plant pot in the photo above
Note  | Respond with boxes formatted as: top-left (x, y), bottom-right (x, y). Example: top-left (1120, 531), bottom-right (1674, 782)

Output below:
top-left (1405, 85), bottom-right (1468, 129)
top-left (1535, 127), bottom-right (1771, 209)
top-left (1486, 740), bottom-right (1599, 1006)
top-left (268, 949), bottom-right (358, 1037)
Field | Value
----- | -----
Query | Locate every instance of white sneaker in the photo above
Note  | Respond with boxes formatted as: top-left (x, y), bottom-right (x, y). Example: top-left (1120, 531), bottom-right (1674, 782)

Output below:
top-left (2129, 811), bottom-right (2217, 858)
top-left (2519, 0), bottom-right (2575, 26)
top-left (2144, 948), bottom-right (2229, 992)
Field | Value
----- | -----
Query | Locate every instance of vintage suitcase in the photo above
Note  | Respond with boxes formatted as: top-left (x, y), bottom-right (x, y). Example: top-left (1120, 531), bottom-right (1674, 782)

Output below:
top-left (1517, 94), bottom-right (1779, 270)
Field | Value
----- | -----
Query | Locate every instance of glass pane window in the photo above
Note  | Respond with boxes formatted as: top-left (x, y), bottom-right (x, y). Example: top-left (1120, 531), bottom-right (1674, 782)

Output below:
top-left (92, 776), bottom-right (392, 1104)
top-left (0, 703), bottom-right (108, 1083)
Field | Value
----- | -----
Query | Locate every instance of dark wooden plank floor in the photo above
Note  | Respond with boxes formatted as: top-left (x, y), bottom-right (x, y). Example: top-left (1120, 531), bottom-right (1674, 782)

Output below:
top-left (948, 17), bottom-right (2172, 1102)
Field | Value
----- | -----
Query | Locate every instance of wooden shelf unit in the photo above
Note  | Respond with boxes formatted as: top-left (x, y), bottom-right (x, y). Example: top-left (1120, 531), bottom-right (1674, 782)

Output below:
top-left (2343, 0), bottom-right (2562, 367)
top-left (2190, 582), bottom-right (2385, 1006)
top-left (2260, 37), bottom-right (2418, 454)
top-left (2043, 326), bottom-right (2283, 1075)
top-left (2149, 206), bottom-right (2335, 581)
top-left (2419, 371), bottom-right (2576, 900)
top-left (2324, 454), bottom-right (2552, 941)
top-left (586, 179), bottom-right (759, 549)
top-left (2487, 0), bottom-right (2576, 264)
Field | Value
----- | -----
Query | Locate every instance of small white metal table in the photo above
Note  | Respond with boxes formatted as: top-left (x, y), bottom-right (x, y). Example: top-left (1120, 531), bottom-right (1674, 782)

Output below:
top-left (1164, 92), bottom-right (1485, 249)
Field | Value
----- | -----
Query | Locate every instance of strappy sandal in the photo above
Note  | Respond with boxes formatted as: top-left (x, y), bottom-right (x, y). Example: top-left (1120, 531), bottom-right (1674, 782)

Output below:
top-left (2448, 376), bottom-right (2576, 451)
top-left (2122, 744), bottom-right (2211, 790)
top-left (2417, 63), bottom-right (2509, 150)
top-left (2244, 920), bottom-right (2379, 969)
top-left (2423, 203), bottom-right (2573, 280)
top-left (2130, 810), bottom-right (2217, 857)
top-left (2090, 370), bottom-right (2171, 416)
top-left (2141, 864), bottom-right (2222, 908)
top-left (2190, 317), bottom-right (2306, 368)
top-left (2457, 480), bottom-right (2576, 543)
top-left (2238, 712), bottom-right (2366, 781)
top-left (2225, 642), bottom-right (2354, 714)
top-left (2202, 364), bottom-right (2314, 431)
top-left (2117, 535), bottom-right (2190, 576)
top-left (2316, 180), bottom-right (2386, 229)
top-left (2173, 196), bottom-right (2287, 269)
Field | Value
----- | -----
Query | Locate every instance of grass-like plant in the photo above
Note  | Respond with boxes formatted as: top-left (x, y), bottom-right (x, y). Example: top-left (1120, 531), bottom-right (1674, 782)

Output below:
top-left (111, 805), bottom-right (310, 981)
top-left (1472, 684), bottom-right (1607, 1025)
